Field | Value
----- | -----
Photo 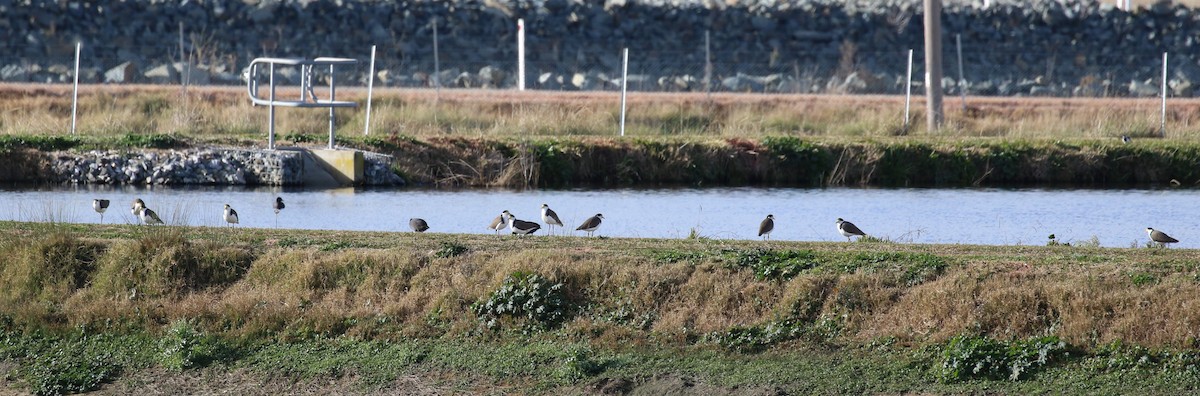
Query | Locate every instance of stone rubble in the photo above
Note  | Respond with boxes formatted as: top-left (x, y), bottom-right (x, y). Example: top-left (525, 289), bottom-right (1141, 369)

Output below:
top-left (46, 149), bottom-right (404, 186)
top-left (3, 0), bottom-right (1199, 96)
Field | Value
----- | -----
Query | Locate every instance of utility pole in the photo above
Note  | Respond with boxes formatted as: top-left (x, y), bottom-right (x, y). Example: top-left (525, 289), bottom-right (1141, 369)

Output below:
top-left (924, 0), bottom-right (944, 131)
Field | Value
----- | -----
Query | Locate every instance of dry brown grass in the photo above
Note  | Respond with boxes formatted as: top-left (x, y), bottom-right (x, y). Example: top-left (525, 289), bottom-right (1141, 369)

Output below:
top-left (4, 222), bottom-right (1200, 351)
top-left (5, 84), bottom-right (1200, 142)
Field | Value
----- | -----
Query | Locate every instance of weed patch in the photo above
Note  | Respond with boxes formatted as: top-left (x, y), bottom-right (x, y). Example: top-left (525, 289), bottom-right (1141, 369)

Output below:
top-left (434, 241), bottom-right (468, 258)
top-left (0, 329), bottom-right (154, 395)
top-left (725, 248), bottom-right (819, 280)
top-left (159, 319), bottom-right (225, 371)
top-left (473, 271), bottom-right (571, 332)
top-left (840, 251), bottom-right (949, 286)
top-left (0, 135), bottom-right (81, 151)
top-left (938, 335), bottom-right (1069, 382)
top-left (119, 133), bottom-right (179, 149)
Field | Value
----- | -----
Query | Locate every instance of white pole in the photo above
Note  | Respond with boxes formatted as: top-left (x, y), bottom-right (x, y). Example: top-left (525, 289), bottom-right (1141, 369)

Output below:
top-left (956, 34), bottom-right (966, 111)
top-left (70, 42), bottom-right (81, 135)
top-left (620, 48), bottom-right (629, 137)
top-left (268, 63), bottom-right (276, 150)
top-left (1161, 51), bottom-right (1168, 137)
top-left (705, 29), bottom-right (712, 98)
top-left (904, 49), bottom-right (913, 130)
top-left (433, 19), bottom-right (441, 95)
top-left (517, 19), bottom-right (525, 91)
top-left (364, 45), bottom-right (376, 135)
top-left (328, 63), bottom-right (336, 149)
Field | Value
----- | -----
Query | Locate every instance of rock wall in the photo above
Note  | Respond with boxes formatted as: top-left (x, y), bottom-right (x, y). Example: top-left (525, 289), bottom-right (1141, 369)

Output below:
top-left (2, 0), bottom-right (1199, 96)
top-left (48, 149), bottom-right (305, 185)
top-left (41, 148), bottom-right (404, 186)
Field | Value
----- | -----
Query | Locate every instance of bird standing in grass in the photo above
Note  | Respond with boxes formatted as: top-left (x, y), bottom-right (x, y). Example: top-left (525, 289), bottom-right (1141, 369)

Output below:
top-left (223, 204), bottom-right (239, 226)
top-left (93, 199), bottom-right (110, 223)
top-left (541, 204), bottom-right (563, 235)
top-left (576, 214), bottom-right (604, 237)
top-left (488, 213), bottom-right (506, 235)
top-left (503, 210), bottom-right (541, 236)
top-left (1146, 227), bottom-right (1178, 248)
top-left (131, 199), bottom-right (163, 225)
top-left (272, 197), bottom-right (285, 227)
top-left (836, 218), bottom-right (866, 241)
top-left (758, 214), bottom-right (774, 240)
top-left (410, 218), bottom-right (430, 232)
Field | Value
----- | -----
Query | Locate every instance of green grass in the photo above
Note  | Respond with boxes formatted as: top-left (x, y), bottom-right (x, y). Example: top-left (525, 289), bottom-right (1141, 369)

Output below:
top-left (4, 328), bottom-right (1199, 394)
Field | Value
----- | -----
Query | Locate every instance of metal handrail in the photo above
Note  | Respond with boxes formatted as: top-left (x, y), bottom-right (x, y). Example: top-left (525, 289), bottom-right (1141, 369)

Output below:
top-left (246, 57), bottom-right (359, 149)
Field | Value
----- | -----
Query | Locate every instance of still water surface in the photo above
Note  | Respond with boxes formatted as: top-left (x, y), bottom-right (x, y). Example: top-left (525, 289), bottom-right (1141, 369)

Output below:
top-left (0, 185), bottom-right (1194, 248)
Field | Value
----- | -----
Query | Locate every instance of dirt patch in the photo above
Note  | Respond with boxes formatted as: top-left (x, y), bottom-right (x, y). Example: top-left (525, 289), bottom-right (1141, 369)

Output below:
top-left (581, 375), bottom-right (784, 396)
top-left (89, 367), bottom-right (473, 396)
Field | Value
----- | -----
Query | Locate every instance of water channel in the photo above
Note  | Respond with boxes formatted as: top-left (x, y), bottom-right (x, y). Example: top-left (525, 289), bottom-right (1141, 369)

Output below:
top-left (0, 184), bottom-right (1193, 248)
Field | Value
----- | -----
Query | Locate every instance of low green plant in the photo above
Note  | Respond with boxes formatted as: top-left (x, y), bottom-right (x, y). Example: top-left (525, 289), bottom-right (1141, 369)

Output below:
top-left (938, 335), bottom-right (1069, 382)
top-left (727, 248), bottom-right (819, 281)
top-left (320, 241), bottom-right (354, 251)
top-left (119, 133), bottom-right (179, 149)
top-left (707, 314), bottom-right (844, 352)
top-left (0, 329), bottom-right (143, 395)
top-left (434, 241), bottom-right (468, 258)
top-left (159, 319), bottom-right (223, 371)
top-left (472, 271), bottom-right (570, 332)
top-left (837, 251), bottom-right (948, 286)
top-left (1129, 272), bottom-right (1158, 287)
top-left (553, 345), bottom-right (605, 383)
top-left (0, 135), bottom-right (82, 151)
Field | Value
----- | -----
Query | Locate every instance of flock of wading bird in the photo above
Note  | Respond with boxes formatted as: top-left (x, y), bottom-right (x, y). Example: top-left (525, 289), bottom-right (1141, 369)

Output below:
top-left (91, 197), bottom-right (285, 228)
top-left (91, 198), bottom-right (605, 237)
top-left (90, 198), bottom-right (1182, 247)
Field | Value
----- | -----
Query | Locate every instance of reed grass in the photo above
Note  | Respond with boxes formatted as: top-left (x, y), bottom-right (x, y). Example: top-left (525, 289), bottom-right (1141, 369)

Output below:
top-left (6, 86), bottom-right (1200, 142)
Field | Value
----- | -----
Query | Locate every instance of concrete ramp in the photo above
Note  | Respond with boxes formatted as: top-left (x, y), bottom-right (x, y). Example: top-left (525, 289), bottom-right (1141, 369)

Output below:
top-left (299, 150), bottom-right (342, 188)
top-left (303, 149), bottom-right (364, 187)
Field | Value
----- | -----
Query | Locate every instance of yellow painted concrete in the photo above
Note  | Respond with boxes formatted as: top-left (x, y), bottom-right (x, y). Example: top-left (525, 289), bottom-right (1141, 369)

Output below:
top-left (310, 149), bottom-right (364, 186)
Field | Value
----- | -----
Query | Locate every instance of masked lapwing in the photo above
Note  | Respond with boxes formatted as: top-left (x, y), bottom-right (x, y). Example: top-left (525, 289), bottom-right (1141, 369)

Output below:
top-left (272, 197), bottom-right (285, 227)
top-left (836, 218), bottom-right (866, 241)
top-left (488, 213), bottom-right (506, 235)
top-left (541, 204), bottom-right (563, 235)
top-left (410, 218), bottom-right (430, 232)
top-left (223, 204), bottom-right (239, 226)
top-left (131, 199), bottom-right (163, 225)
top-left (576, 213), bottom-right (604, 237)
top-left (93, 199), bottom-right (110, 223)
top-left (503, 210), bottom-right (540, 236)
top-left (1146, 227), bottom-right (1179, 247)
top-left (758, 214), bottom-right (774, 240)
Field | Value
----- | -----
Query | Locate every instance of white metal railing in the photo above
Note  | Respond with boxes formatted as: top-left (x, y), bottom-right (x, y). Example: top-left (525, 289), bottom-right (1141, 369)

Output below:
top-left (246, 57), bottom-right (358, 149)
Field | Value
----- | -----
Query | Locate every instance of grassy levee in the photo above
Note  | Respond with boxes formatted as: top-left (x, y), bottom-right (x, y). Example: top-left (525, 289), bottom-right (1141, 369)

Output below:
top-left (2, 221), bottom-right (1200, 394)
top-left (5, 86), bottom-right (1200, 188)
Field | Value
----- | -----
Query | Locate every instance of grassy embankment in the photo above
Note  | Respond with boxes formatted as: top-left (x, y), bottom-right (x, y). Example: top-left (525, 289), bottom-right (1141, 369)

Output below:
top-left (2, 221), bottom-right (1200, 394)
top-left (4, 86), bottom-right (1200, 188)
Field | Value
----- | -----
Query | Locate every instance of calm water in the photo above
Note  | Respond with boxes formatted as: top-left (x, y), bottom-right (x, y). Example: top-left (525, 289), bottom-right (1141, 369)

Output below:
top-left (0, 184), bottom-right (1194, 248)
